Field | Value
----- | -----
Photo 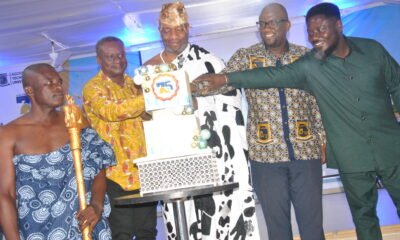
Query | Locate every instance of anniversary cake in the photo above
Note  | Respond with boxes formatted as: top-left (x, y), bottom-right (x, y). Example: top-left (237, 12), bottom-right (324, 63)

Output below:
top-left (133, 63), bottom-right (219, 194)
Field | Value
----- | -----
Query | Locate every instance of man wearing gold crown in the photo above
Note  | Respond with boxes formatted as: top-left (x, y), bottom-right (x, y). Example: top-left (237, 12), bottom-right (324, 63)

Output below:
top-left (144, 2), bottom-right (260, 239)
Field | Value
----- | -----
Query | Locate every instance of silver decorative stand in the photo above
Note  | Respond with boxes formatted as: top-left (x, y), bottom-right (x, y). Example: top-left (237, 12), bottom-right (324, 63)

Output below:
top-left (135, 151), bottom-right (219, 195)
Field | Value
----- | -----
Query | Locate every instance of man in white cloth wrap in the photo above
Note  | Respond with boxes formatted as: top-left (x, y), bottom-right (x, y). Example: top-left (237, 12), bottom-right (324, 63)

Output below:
top-left (142, 2), bottom-right (260, 239)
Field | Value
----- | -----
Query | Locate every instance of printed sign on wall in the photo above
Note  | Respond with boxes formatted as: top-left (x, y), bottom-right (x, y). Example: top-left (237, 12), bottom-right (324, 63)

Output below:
top-left (0, 70), bottom-right (29, 125)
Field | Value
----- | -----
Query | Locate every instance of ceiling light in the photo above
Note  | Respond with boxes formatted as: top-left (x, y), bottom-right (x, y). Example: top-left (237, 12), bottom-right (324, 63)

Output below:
top-left (123, 13), bottom-right (144, 33)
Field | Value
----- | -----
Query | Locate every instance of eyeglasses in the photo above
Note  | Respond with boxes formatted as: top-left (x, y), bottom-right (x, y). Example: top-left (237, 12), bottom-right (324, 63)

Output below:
top-left (256, 19), bottom-right (288, 29)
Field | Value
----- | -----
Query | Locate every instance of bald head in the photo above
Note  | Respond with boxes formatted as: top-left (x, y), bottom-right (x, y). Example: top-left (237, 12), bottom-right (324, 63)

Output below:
top-left (258, 2), bottom-right (290, 52)
top-left (260, 3), bottom-right (288, 21)
top-left (22, 63), bottom-right (55, 88)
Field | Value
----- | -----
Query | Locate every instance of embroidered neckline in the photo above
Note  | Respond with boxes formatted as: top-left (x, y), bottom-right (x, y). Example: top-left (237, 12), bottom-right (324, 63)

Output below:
top-left (159, 50), bottom-right (182, 65)
top-left (159, 44), bottom-right (190, 69)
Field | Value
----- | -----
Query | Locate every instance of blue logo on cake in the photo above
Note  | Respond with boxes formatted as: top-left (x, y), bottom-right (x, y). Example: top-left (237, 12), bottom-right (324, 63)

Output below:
top-left (0, 73), bottom-right (10, 87)
top-left (139, 68), bottom-right (192, 111)
top-left (152, 73), bottom-right (179, 101)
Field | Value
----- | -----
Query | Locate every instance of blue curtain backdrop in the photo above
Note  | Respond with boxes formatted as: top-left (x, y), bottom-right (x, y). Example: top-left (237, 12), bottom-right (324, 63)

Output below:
top-left (342, 4), bottom-right (400, 62)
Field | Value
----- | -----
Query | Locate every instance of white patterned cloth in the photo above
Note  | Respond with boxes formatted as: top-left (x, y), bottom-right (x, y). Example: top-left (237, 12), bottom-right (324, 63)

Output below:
top-left (161, 44), bottom-right (260, 240)
top-left (13, 128), bottom-right (116, 240)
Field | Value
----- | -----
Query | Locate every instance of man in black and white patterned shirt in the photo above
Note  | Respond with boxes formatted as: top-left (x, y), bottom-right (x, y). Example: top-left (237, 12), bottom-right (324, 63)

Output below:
top-left (145, 2), bottom-right (260, 240)
top-left (223, 3), bottom-right (326, 240)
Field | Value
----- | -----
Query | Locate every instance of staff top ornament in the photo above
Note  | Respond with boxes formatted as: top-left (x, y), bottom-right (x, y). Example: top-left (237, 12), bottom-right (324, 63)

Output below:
top-left (63, 95), bottom-right (84, 129)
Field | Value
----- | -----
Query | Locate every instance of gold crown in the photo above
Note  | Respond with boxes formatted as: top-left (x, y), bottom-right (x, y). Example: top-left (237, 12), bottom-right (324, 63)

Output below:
top-left (159, 2), bottom-right (188, 27)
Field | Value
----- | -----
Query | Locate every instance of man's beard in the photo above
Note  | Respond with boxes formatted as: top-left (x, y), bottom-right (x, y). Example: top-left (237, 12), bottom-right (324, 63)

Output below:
top-left (314, 50), bottom-right (326, 60)
top-left (314, 42), bottom-right (337, 60)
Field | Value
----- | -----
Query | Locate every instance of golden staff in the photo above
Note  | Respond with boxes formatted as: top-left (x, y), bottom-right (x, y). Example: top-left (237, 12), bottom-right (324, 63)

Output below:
top-left (63, 95), bottom-right (92, 240)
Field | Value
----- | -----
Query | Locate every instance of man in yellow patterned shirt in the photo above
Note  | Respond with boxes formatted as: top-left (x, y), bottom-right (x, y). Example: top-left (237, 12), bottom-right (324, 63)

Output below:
top-left (83, 36), bottom-right (157, 240)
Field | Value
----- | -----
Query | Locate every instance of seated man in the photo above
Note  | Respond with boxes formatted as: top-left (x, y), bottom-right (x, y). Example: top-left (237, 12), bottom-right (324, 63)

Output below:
top-left (0, 63), bottom-right (115, 240)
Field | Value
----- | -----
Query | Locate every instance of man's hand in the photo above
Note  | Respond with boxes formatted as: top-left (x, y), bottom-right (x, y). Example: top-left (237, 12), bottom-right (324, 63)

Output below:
top-left (77, 204), bottom-right (102, 233)
top-left (191, 73), bottom-right (227, 95)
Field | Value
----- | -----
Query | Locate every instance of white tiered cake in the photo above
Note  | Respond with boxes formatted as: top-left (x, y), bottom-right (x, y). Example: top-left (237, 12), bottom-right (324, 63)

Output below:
top-left (133, 63), bottom-right (219, 195)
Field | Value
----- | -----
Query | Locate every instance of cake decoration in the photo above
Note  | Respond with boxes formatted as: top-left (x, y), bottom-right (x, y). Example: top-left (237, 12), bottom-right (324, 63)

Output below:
top-left (132, 64), bottom-right (219, 194)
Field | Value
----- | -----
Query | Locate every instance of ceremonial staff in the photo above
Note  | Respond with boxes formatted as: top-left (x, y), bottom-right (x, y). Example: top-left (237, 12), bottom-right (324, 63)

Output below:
top-left (63, 95), bottom-right (92, 240)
